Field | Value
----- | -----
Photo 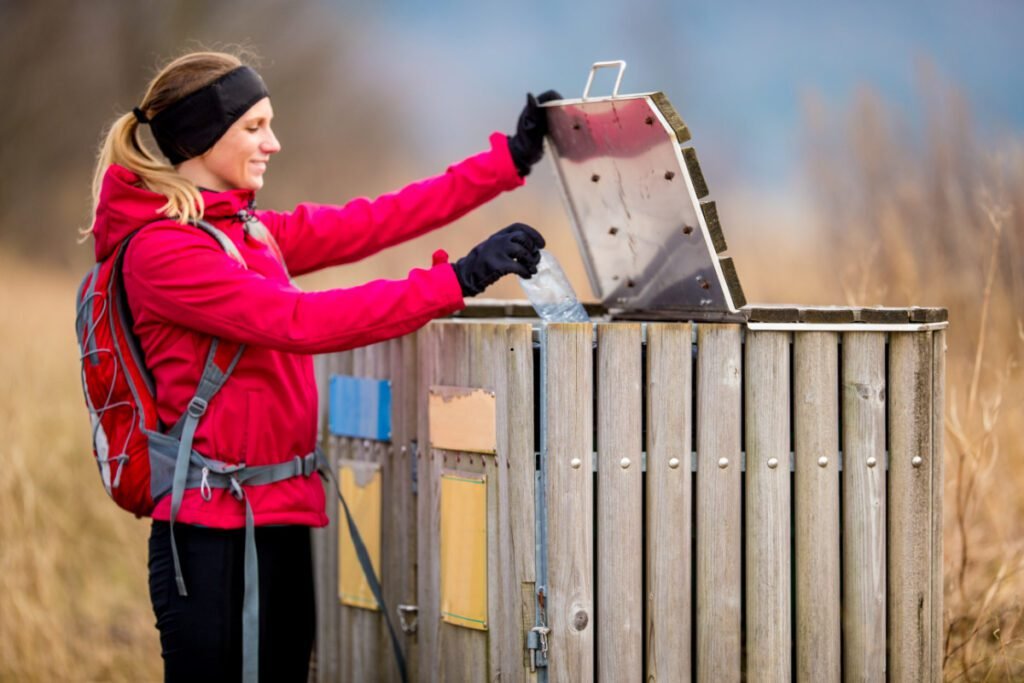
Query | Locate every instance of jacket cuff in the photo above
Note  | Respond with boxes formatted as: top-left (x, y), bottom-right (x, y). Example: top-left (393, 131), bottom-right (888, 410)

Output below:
top-left (431, 250), bottom-right (467, 312)
top-left (488, 132), bottom-right (527, 190)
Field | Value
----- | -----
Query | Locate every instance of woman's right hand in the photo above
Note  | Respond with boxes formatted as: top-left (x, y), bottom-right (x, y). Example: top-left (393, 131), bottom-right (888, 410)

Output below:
top-left (453, 223), bottom-right (545, 297)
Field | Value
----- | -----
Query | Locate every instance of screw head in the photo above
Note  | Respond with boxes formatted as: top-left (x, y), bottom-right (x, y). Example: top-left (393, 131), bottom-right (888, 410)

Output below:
top-left (912, 455), bottom-right (923, 468)
top-left (668, 457), bottom-right (681, 469)
top-left (718, 457), bottom-right (729, 469)
top-left (866, 456), bottom-right (878, 468)
top-left (570, 458), bottom-right (582, 469)
top-left (818, 456), bottom-right (829, 468)
top-left (620, 457), bottom-right (631, 469)
top-left (767, 457), bottom-right (779, 469)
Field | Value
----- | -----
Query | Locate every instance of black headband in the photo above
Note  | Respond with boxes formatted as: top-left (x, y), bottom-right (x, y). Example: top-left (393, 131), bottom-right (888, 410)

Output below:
top-left (136, 66), bottom-right (269, 165)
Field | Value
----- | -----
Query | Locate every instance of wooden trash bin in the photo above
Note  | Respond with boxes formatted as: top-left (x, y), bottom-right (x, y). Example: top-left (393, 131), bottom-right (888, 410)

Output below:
top-left (311, 305), bottom-right (946, 682)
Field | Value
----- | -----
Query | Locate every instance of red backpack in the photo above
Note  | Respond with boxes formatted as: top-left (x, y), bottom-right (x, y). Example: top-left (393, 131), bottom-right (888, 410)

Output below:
top-left (74, 220), bottom-right (244, 517)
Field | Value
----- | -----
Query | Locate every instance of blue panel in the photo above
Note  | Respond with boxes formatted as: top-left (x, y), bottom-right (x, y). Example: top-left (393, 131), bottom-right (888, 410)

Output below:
top-left (329, 375), bottom-right (392, 441)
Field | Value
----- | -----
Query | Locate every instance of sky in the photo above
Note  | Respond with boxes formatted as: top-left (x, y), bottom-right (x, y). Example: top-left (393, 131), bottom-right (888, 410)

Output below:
top-left (332, 0), bottom-right (1024, 193)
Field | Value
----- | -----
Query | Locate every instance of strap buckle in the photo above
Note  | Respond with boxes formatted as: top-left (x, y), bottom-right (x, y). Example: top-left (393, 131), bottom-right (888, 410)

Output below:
top-left (187, 396), bottom-right (209, 418)
top-left (229, 477), bottom-right (245, 501)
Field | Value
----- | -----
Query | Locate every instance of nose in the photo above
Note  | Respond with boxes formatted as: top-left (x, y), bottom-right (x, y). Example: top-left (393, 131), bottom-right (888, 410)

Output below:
top-left (262, 126), bottom-right (281, 155)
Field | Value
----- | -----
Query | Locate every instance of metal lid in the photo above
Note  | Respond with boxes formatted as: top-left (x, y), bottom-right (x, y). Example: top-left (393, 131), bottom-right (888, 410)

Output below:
top-left (544, 61), bottom-right (746, 321)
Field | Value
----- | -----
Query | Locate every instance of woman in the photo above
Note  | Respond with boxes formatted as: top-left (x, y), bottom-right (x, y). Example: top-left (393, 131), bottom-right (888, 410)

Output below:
top-left (85, 50), bottom-right (557, 682)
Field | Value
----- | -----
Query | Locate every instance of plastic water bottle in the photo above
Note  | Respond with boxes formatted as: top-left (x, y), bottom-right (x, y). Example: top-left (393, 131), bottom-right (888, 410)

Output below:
top-left (518, 250), bottom-right (590, 323)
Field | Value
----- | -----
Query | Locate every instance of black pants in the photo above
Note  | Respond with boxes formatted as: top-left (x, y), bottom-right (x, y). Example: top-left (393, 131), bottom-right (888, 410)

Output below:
top-left (148, 520), bottom-right (315, 683)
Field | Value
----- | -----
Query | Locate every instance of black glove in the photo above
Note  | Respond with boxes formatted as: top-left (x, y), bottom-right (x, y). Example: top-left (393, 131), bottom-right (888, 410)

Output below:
top-left (507, 90), bottom-right (562, 177)
top-left (453, 223), bottom-right (546, 297)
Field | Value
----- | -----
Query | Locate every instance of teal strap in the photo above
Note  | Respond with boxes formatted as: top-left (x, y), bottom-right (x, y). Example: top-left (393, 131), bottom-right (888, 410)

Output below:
top-left (242, 497), bottom-right (259, 683)
top-left (168, 339), bottom-right (245, 597)
top-left (169, 397), bottom-right (206, 596)
top-left (322, 457), bottom-right (409, 683)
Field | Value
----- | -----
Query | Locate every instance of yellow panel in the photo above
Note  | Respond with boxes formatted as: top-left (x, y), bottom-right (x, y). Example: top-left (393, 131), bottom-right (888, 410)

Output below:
top-left (440, 471), bottom-right (488, 630)
top-left (429, 385), bottom-right (497, 454)
top-left (337, 459), bottom-right (382, 610)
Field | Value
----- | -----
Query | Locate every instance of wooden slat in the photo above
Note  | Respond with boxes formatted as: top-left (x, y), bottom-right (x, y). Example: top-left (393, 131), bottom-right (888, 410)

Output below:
top-left (798, 307), bottom-right (857, 324)
top-left (889, 332), bottom-right (934, 682)
top-left (330, 351), bottom-right (355, 681)
top-left (381, 336), bottom-right (417, 683)
top-left (794, 332), bottom-right (841, 682)
top-left (348, 346), bottom-right (380, 679)
top-left (931, 330), bottom-right (946, 678)
top-left (645, 323), bottom-right (693, 681)
top-left (744, 306), bottom-right (801, 324)
top-left (317, 351), bottom-right (349, 682)
top-left (717, 257), bottom-right (746, 309)
top-left (744, 331), bottom-right (792, 682)
top-left (910, 307), bottom-right (948, 323)
top-left (476, 323), bottom-right (508, 680)
top-left (695, 323), bottom-right (742, 682)
top-left (682, 147), bottom-right (709, 198)
top-left (436, 323), bottom-right (489, 681)
top-left (497, 323), bottom-right (537, 680)
top-left (398, 334), bottom-right (419, 683)
top-left (858, 307), bottom-right (912, 324)
top-left (700, 201), bottom-right (728, 253)
top-left (649, 92), bottom-right (692, 143)
top-left (546, 323), bottom-right (595, 681)
top-left (416, 326), bottom-right (442, 680)
top-left (596, 324), bottom-right (643, 681)
top-left (841, 332), bottom-right (887, 681)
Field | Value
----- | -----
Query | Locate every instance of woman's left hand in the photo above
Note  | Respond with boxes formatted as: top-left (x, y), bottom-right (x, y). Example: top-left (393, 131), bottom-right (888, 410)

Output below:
top-left (507, 90), bottom-right (562, 177)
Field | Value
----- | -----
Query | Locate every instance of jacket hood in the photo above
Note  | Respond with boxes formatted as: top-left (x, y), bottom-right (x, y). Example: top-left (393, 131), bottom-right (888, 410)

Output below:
top-left (90, 164), bottom-right (255, 261)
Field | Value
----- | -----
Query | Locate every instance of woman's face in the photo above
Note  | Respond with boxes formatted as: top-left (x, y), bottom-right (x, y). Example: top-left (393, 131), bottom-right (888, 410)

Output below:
top-left (190, 97), bottom-right (280, 192)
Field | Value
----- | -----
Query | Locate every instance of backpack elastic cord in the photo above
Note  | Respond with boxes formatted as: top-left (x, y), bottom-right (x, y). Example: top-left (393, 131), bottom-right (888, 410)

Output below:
top-left (321, 459), bottom-right (409, 683)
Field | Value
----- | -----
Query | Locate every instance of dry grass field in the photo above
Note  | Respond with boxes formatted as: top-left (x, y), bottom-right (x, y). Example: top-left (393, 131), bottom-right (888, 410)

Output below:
top-left (1, 93), bottom-right (1021, 680)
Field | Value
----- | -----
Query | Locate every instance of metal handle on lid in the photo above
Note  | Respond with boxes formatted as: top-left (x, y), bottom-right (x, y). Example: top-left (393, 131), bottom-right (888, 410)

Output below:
top-left (582, 60), bottom-right (627, 100)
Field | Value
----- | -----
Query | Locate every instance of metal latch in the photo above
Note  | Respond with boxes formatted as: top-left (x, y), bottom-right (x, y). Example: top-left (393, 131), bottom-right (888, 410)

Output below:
top-left (397, 604), bottom-right (418, 634)
top-left (527, 626), bottom-right (550, 672)
top-left (528, 585), bottom-right (550, 671)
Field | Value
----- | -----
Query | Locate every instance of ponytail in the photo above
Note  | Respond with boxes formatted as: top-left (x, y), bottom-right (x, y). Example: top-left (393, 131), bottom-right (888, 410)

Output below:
top-left (83, 111), bottom-right (204, 240)
top-left (83, 50), bottom-right (254, 240)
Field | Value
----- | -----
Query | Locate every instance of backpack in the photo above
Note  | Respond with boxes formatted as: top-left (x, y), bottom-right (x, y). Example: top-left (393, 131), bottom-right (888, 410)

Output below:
top-left (74, 219), bottom-right (246, 516)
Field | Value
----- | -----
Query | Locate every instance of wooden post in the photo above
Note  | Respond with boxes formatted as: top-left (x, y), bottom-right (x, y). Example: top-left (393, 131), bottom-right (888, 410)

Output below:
top-left (889, 332), bottom-right (934, 682)
top-left (931, 330), bottom-right (946, 678)
top-left (695, 324), bottom-right (742, 682)
top-left (596, 323), bottom-right (643, 681)
top-left (546, 323), bottom-right (595, 681)
top-left (794, 331), bottom-right (841, 683)
top-left (842, 332), bottom-right (887, 681)
top-left (646, 323), bottom-right (693, 681)
top-left (744, 331), bottom-right (792, 682)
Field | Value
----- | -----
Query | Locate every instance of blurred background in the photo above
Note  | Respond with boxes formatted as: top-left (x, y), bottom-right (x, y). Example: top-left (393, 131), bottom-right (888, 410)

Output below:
top-left (1, 0), bottom-right (1022, 679)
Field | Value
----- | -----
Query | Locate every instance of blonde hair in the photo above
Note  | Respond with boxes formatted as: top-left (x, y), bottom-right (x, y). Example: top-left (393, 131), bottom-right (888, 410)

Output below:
top-left (84, 51), bottom-right (262, 240)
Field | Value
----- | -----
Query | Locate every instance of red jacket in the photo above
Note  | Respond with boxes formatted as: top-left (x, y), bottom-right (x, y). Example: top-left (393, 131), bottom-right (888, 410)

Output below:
top-left (90, 132), bottom-right (524, 528)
